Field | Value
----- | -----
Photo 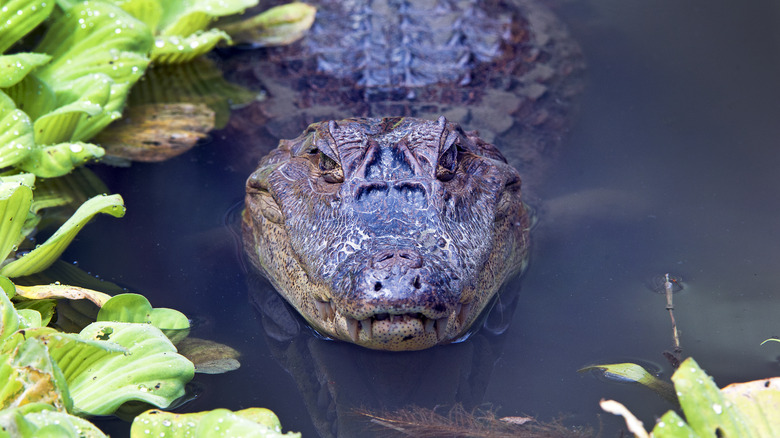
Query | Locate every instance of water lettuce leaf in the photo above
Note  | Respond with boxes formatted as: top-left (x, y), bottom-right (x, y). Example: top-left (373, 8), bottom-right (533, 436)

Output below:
top-left (669, 358), bottom-right (753, 437)
top-left (114, 0), bottom-right (258, 63)
top-left (0, 53), bottom-right (52, 88)
top-left (17, 142), bottom-right (106, 178)
top-left (33, 2), bottom-right (153, 145)
top-left (0, 182), bottom-right (33, 264)
top-left (0, 194), bottom-right (125, 278)
top-left (97, 293), bottom-right (190, 343)
top-left (0, 93), bottom-right (35, 169)
top-left (156, 0), bottom-right (257, 37)
top-left (152, 29), bottom-right (232, 64)
top-left (0, 336), bottom-right (72, 413)
top-left (42, 322), bottom-right (194, 416)
top-left (3, 74), bottom-right (57, 123)
top-left (0, 0), bottom-right (56, 53)
top-left (0, 405), bottom-right (108, 438)
top-left (130, 407), bottom-right (301, 438)
top-left (12, 299), bottom-right (56, 327)
top-left (0, 284), bottom-right (20, 344)
top-left (31, 74), bottom-right (112, 146)
top-left (218, 2), bottom-right (316, 47)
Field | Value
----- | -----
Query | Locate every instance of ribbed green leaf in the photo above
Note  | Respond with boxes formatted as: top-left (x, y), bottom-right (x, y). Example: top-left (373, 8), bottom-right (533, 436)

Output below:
top-left (116, 0), bottom-right (164, 31)
top-left (33, 102), bottom-right (105, 149)
top-left (0, 194), bottom-right (125, 278)
top-left (17, 142), bottom-right (105, 178)
top-left (158, 0), bottom-right (257, 36)
top-left (3, 73), bottom-right (57, 121)
top-left (31, 162), bottom-right (109, 213)
top-left (0, 182), bottom-right (33, 263)
top-left (13, 299), bottom-right (55, 327)
top-left (0, 282), bottom-right (19, 343)
top-left (0, 92), bottom-right (35, 168)
top-left (45, 322), bottom-right (194, 416)
top-left (130, 407), bottom-right (301, 438)
top-left (0, 407), bottom-right (108, 438)
top-left (0, 0), bottom-right (56, 53)
top-left (0, 53), bottom-right (51, 88)
top-left (32, 73), bottom-right (113, 145)
top-left (33, 2), bottom-right (153, 142)
top-left (35, 3), bottom-right (153, 75)
top-left (152, 29), bottom-right (231, 64)
top-left (219, 2), bottom-right (316, 47)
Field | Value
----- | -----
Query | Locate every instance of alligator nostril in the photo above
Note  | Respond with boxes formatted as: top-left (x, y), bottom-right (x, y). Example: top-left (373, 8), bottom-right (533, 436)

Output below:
top-left (374, 281), bottom-right (383, 291)
top-left (412, 275), bottom-right (422, 289)
top-left (376, 253), bottom-right (393, 263)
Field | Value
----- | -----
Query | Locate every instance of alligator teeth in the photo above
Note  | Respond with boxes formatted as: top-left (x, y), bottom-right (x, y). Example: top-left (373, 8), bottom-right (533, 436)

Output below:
top-left (314, 300), bottom-right (334, 322)
top-left (360, 318), bottom-right (372, 340)
top-left (424, 318), bottom-right (436, 334)
top-left (457, 302), bottom-right (473, 327)
top-left (435, 317), bottom-right (449, 341)
top-left (346, 317), bottom-right (359, 343)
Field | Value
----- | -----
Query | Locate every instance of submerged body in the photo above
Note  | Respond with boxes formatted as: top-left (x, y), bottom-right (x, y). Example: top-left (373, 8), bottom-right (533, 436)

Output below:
top-left (243, 117), bottom-right (530, 350)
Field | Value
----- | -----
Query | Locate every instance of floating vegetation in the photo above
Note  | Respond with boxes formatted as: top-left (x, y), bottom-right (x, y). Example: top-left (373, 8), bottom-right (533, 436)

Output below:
top-left (130, 407), bottom-right (301, 437)
top-left (217, 2), bottom-right (317, 47)
top-left (602, 357), bottom-right (780, 438)
top-left (357, 404), bottom-right (594, 438)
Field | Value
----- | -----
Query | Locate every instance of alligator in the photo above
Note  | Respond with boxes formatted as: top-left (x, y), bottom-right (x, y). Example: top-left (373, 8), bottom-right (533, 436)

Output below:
top-left (244, 116), bottom-right (530, 350)
top-left (237, 0), bottom-right (582, 350)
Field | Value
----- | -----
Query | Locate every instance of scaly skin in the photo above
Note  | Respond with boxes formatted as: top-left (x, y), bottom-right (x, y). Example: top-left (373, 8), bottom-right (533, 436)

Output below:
top-left (243, 117), bottom-right (530, 351)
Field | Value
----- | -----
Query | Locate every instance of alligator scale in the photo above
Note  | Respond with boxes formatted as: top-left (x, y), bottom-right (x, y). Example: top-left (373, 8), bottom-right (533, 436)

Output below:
top-left (239, 0), bottom-right (582, 350)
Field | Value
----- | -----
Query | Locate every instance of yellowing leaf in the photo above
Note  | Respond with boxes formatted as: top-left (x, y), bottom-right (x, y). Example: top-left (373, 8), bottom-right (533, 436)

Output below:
top-left (14, 285), bottom-right (112, 307)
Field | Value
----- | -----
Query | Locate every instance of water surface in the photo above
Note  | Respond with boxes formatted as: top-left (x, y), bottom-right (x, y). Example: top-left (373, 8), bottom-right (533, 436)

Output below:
top-left (75, 0), bottom-right (780, 435)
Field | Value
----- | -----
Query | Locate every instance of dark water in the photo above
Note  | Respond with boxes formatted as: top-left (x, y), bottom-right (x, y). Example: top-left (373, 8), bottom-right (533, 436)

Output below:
top-left (73, 0), bottom-right (780, 436)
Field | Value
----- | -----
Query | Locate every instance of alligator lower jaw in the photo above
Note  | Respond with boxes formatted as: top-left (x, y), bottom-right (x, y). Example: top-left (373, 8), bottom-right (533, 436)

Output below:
top-left (313, 300), bottom-right (474, 351)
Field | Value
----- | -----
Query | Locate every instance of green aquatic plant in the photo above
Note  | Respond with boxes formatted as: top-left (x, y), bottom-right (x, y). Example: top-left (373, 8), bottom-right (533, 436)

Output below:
top-left (0, 178), bottom-right (125, 277)
top-left (130, 408), bottom-right (301, 437)
top-left (1, 1), bottom-right (152, 177)
top-left (0, 278), bottom-right (194, 415)
top-left (602, 357), bottom-right (780, 438)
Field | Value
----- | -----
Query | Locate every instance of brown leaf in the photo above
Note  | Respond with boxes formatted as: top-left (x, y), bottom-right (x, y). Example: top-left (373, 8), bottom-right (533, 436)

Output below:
top-left (94, 103), bottom-right (215, 162)
top-left (15, 284), bottom-right (111, 307)
top-left (176, 337), bottom-right (241, 375)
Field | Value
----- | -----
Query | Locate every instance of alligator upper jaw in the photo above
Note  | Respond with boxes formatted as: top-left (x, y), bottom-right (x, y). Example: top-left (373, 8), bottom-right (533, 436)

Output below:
top-left (312, 300), bottom-right (475, 351)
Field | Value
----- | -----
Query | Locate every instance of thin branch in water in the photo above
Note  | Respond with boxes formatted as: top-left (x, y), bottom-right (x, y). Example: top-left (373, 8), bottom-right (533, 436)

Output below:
top-left (663, 273), bottom-right (682, 368)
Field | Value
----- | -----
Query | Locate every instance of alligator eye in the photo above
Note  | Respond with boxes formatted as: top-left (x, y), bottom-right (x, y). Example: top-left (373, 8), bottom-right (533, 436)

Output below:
top-left (436, 140), bottom-right (459, 182)
top-left (319, 152), bottom-right (344, 183)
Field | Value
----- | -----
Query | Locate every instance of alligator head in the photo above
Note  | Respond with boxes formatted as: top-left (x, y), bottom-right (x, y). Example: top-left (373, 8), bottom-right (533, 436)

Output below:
top-left (243, 117), bottom-right (530, 351)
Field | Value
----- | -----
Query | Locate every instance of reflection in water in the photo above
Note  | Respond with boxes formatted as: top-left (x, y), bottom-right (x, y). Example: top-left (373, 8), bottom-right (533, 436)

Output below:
top-left (248, 270), bottom-right (523, 437)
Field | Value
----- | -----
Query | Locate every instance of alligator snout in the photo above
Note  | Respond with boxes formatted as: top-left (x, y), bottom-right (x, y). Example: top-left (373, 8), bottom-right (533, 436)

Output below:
top-left (336, 247), bottom-right (458, 321)
top-left (370, 247), bottom-right (423, 272)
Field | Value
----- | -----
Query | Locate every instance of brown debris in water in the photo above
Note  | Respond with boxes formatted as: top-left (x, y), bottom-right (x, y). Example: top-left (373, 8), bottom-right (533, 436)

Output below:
top-left (95, 103), bottom-right (214, 162)
top-left (356, 404), bottom-right (595, 438)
